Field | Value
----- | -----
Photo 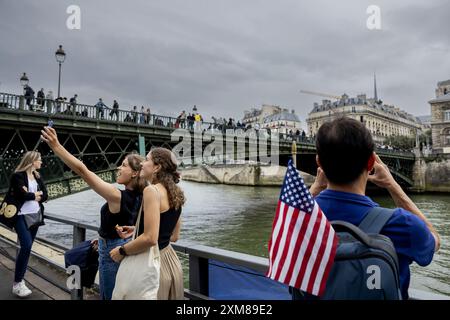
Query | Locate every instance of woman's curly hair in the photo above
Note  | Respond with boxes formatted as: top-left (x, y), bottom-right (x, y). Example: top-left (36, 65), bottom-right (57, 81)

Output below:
top-left (150, 147), bottom-right (185, 210)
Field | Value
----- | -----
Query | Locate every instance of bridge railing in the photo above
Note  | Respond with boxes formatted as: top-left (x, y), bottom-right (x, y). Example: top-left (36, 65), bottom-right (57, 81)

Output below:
top-left (2, 211), bottom-right (446, 300)
top-left (0, 91), bottom-right (217, 132)
top-left (0, 91), bottom-right (416, 158)
top-left (376, 147), bottom-right (416, 158)
top-left (1, 91), bottom-right (312, 146)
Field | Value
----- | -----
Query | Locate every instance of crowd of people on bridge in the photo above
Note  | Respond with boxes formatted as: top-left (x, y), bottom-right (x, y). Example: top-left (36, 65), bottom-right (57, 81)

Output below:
top-left (3, 89), bottom-right (318, 144)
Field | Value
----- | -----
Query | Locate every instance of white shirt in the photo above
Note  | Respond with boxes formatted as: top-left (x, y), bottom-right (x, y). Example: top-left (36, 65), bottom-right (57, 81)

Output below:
top-left (19, 178), bottom-right (40, 215)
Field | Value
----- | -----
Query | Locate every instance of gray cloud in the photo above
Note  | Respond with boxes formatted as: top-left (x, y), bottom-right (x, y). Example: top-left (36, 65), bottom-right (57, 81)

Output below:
top-left (0, 0), bottom-right (449, 125)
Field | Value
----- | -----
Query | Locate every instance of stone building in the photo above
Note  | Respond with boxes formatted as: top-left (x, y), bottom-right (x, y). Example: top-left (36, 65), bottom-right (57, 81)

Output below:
top-left (242, 104), bottom-right (280, 127)
top-left (262, 110), bottom-right (301, 135)
top-left (429, 79), bottom-right (450, 153)
top-left (306, 77), bottom-right (424, 144)
top-left (242, 104), bottom-right (302, 133)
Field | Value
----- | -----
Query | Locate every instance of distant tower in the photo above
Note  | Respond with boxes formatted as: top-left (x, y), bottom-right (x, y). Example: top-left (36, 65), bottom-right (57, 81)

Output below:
top-left (374, 73), bottom-right (378, 102)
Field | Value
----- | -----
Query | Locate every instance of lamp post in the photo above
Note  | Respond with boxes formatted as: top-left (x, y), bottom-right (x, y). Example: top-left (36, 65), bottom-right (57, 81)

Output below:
top-left (55, 45), bottom-right (66, 98)
top-left (19, 72), bottom-right (29, 110)
top-left (291, 140), bottom-right (297, 168)
top-left (20, 72), bottom-right (29, 91)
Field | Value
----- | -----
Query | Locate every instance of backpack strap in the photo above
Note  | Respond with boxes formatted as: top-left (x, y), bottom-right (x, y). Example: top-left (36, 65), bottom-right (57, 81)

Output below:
top-left (358, 207), bottom-right (395, 234)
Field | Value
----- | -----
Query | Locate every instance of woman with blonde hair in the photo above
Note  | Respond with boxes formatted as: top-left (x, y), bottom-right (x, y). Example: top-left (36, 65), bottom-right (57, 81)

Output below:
top-left (110, 147), bottom-right (185, 300)
top-left (2, 151), bottom-right (48, 298)
top-left (41, 126), bottom-right (146, 300)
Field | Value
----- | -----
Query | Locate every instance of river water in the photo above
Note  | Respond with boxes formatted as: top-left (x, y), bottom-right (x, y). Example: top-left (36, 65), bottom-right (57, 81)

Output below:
top-left (41, 181), bottom-right (450, 296)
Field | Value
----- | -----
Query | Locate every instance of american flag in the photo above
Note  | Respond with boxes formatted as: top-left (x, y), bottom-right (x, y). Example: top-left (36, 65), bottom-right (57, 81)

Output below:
top-left (267, 160), bottom-right (338, 297)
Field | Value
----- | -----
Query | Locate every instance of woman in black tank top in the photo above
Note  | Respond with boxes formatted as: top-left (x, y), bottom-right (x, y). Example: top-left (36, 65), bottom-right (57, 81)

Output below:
top-left (110, 147), bottom-right (186, 300)
top-left (41, 127), bottom-right (146, 300)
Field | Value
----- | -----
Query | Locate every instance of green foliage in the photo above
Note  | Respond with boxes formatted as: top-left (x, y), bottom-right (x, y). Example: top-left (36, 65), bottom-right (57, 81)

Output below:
top-left (420, 129), bottom-right (432, 146)
top-left (384, 135), bottom-right (416, 150)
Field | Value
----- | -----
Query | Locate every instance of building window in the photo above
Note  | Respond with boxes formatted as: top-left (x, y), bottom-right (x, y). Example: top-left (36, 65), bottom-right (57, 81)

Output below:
top-left (445, 110), bottom-right (450, 122)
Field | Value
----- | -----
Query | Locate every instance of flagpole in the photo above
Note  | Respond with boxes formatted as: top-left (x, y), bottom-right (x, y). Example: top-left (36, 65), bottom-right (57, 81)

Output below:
top-left (291, 140), bottom-right (297, 168)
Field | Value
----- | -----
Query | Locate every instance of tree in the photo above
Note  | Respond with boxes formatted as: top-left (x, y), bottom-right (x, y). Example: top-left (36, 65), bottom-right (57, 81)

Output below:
top-left (419, 129), bottom-right (432, 146)
top-left (384, 135), bottom-right (415, 150)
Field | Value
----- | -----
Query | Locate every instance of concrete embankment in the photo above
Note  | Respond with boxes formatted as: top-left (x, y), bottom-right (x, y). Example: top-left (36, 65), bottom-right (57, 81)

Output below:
top-left (412, 155), bottom-right (450, 193)
top-left (180, 164), bottom-right (315, 186)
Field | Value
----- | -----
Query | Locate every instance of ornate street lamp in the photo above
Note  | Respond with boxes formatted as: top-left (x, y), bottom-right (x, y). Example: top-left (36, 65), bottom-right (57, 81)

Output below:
top-left (55, 45), bottom-right (66, 98)
top-left (19, 73), bottom-right (29, 109)
top-left (20, 72), bottom-right (29, 88)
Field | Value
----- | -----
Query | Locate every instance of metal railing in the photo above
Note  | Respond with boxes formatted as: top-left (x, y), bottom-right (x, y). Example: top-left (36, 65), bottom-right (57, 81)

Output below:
top-left (0, 91), bottom-right (216, 132)
top-left (0, 91), bottom-right (303, 141)
top-left (0, 92), bottom-right (417, 158)
top-left (1, 211), bottom-right (447, 300)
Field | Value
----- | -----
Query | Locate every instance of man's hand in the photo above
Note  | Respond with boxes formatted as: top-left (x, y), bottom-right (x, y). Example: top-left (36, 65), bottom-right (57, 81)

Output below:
top-left (367, 153), bottom-right (397, 190)
top-left (369, 153), bottom-right (441, 252)
top-left (310, 167), bottom-right (328, 197)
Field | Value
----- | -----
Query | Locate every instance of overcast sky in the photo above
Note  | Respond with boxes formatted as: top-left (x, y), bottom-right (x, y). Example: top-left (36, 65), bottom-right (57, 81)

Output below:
top-left (0, 0), bottom-right (449, 124)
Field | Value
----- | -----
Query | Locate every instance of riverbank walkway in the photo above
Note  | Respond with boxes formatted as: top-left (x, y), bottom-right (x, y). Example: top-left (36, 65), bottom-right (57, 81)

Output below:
top-left (0, 240), bottom-right (69, 300)
top-left (0, 226), bottom-right (99, 300)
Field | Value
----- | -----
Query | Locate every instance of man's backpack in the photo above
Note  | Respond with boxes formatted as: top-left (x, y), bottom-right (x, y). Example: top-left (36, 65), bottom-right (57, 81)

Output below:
top-left (292, 207), bottom-right (402, 300)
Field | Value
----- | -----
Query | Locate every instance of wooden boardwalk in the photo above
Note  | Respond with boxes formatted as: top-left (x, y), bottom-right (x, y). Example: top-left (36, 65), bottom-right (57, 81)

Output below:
top-left (0, 235), bottom-right (99, 300)
top-left (0, 245), bottom-right (69, 300)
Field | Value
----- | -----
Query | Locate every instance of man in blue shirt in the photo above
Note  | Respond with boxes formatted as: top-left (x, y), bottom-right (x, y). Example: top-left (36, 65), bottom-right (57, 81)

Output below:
top-left (308, 117), bottom-right (440, 299)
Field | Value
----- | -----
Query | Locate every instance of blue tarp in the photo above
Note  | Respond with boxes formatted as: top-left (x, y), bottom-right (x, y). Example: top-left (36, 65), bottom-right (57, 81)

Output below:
top-left (208, 259), bottom-right (291, 300)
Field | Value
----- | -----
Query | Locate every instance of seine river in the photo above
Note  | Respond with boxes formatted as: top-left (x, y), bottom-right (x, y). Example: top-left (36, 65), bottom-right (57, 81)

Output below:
top-left (41, 181), bottom-right (450, 296)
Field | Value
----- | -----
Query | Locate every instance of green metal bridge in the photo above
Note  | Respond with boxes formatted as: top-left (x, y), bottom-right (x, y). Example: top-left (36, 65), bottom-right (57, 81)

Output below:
top-left (0, 92), bottom-right (416, 199)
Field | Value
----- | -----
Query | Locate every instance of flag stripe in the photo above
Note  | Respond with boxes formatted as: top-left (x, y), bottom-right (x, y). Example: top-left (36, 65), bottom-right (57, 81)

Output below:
top-left (274, 207), bottom-right (301, 281)
top-left (290, 203), bottom-right (320, 288)
top-left (278, 209), bottom-right (306, 283)
top-left (270, 205), bottom-right (295, 279)
top-left (268, 202), bottom-right (289, 278)
top-left (300, 206), bottom-right (327, 291)
top-left (313, 227), bottom-right (338, 296)
top-left (283, 208), bottom-right (312, 285)
top-left (294, 204), bottom-right (323, 289)
top-left (306, 217), bottom-right (331, 294)
top-left (266, 201), bottom-right (282, 276)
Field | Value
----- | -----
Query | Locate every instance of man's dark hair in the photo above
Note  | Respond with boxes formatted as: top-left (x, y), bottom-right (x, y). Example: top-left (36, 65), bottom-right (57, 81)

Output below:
top-left (316, 116), bottom-right (374, 185)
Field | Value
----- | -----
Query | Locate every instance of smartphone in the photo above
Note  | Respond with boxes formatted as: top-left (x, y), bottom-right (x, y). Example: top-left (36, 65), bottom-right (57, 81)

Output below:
top-left (47, 120), bottom-right (54, 128)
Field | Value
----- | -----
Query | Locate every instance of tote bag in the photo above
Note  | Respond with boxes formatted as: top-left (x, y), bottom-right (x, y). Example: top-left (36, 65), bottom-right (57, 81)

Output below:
top-left (0, 186), bottom-right (20, 228)
top-left (112, 189), bottom-right (160, 300)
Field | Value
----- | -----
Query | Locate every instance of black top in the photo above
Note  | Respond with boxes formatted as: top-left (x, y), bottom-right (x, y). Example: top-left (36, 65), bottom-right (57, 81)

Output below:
top-left (1, 171), bottom-right (48, 228)
top-left (9, 171), bottom-right (48, 212)
top-left (98, 189), bottom-right (141, 239)
top-left (138, 207), bottom-right (181, 250)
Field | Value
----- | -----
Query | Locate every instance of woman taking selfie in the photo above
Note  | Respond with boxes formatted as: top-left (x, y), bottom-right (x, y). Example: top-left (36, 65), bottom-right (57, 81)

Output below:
top-left (41, 126), bottom-right (146, 300)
